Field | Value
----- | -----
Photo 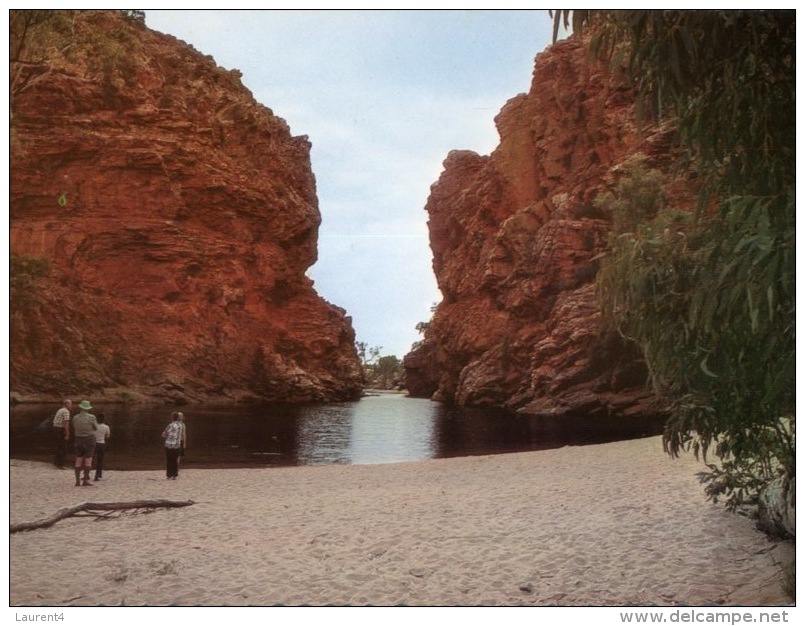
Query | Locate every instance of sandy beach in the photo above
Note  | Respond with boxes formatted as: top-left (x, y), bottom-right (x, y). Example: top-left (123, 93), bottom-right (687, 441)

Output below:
top-left (8, 435), bottom-right (794, 607)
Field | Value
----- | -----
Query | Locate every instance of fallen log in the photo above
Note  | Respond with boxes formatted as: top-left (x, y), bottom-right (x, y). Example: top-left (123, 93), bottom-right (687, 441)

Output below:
top-left (10, 499), bottom-right (195, 534)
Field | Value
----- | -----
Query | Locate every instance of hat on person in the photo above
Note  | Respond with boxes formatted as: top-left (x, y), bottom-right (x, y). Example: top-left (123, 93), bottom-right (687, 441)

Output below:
top-left (78, 400), bottom-right (93, 411)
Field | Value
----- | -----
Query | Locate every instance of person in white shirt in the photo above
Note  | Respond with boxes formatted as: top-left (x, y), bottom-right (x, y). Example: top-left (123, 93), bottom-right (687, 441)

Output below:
top-left (93, 413), bottom-right (111, 481)
top-left (177, 412), bottom-right (187, 467)
top-left (52, 399), bottom-right (72, 468)
top-left (162, 412), bottom-right (183, 479)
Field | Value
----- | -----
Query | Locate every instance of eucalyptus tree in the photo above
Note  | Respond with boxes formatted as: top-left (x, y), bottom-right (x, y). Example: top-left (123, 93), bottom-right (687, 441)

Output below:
top-left (555, 10), bottom-right (795, 510)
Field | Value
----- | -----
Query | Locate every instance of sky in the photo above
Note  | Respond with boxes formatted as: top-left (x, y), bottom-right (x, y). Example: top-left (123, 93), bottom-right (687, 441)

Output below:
top-left (143, 9), bottom-right (559, 359)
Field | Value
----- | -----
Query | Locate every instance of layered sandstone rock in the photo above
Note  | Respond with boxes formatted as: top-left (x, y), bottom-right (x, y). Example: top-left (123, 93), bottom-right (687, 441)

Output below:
top-left (405, 36), bottom-right (686, 419)
top-left (9, 10), bottom-right (362, 404)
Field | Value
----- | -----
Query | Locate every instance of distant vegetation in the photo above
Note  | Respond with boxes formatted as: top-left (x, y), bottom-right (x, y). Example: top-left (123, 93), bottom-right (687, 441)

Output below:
top-left (559, 10), bottom-right (795, 513)
top-left (357, 308), bottom-right (438, 390)
top-left (355, 343), bottom-right (404, 390)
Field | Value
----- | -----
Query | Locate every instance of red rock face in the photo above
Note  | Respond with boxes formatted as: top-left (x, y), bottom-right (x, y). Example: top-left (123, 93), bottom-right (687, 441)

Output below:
top-left (405, 37), bottom-right (681, 419)
top-left (9, 11), bottom-right (362, 404)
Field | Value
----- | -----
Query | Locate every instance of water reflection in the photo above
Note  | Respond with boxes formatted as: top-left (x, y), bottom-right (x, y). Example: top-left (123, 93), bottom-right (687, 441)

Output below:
top-left (348, 395), bottom-right (436, 465)
top-left (296, 403), bottom-right (353, 465)
top-left (9, 395), bottom-right (664, 470)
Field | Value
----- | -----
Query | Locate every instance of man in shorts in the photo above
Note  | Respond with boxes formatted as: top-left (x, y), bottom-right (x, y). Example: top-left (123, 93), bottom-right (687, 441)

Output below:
top-left (72, 400), bottom-right (98, 487)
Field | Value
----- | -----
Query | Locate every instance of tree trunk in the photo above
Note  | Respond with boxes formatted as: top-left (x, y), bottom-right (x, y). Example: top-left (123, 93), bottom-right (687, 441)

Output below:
top-left (757, 475), bottom-right (795, 539)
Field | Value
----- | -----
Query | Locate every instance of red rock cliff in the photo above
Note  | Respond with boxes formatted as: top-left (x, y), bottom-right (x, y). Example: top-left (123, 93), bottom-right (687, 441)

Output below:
top-left (9, 10), bottom-right (363, 404)
top-left (405, 36), bottom-right (690, 419)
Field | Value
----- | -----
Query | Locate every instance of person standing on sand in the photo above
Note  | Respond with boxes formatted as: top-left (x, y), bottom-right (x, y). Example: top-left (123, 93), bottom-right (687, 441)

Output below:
top-left (93, 413), bottom-right (111, 481)
top-left (162, 412), bottom-right (183, 480)
top-left (52, 399), bottom-right (72, 469)
top-left (177, 412), bottom-right (187, 468)
top-left (72, 400), bottom-right (98, 487)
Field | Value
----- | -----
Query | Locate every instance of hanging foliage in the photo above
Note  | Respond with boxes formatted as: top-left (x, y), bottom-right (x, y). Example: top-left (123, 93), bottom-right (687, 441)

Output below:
top-left (583, 10), bottom-right (795, 510)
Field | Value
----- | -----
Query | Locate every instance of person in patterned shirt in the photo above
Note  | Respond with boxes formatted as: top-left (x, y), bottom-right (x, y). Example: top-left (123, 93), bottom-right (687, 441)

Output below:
top-left (52, 399), bottom-right (72, 469)
top-left (162, 412), bottom-right (183, 480)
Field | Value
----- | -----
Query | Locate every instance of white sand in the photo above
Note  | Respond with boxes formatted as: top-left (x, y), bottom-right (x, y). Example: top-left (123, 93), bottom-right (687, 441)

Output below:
top-left (8, 436), bottom-right (793, 606)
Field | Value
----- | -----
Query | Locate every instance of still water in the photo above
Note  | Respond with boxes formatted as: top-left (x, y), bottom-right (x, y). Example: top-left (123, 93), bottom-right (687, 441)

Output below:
top-left (10, 393), bottom-right (664, 470)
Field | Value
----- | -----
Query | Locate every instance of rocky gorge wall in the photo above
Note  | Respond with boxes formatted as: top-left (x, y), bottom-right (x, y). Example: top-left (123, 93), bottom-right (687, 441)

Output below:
top-left (9, 11), bottom-right (363, 404)
top-left (405, 36), bottom-right (692, 420)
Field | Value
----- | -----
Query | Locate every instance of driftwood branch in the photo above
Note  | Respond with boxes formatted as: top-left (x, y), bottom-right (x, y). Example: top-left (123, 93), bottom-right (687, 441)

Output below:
top-left (10, 499), bottom-right (195, 534)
